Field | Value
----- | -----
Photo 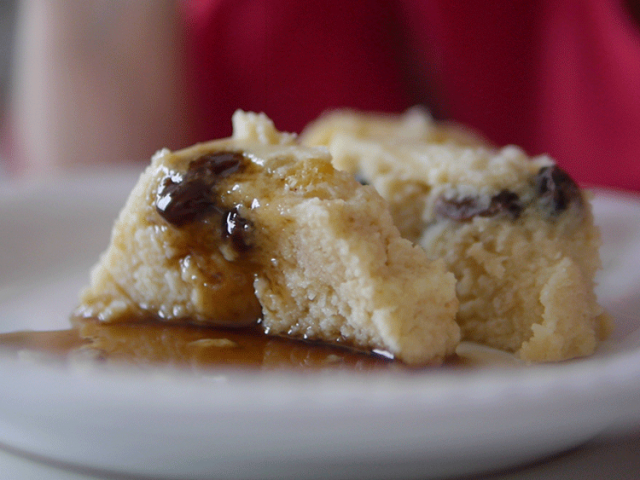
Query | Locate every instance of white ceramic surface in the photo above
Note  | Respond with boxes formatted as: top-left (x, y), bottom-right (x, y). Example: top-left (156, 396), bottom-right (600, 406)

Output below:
top-left (0, 171), bottom-right (639, 480)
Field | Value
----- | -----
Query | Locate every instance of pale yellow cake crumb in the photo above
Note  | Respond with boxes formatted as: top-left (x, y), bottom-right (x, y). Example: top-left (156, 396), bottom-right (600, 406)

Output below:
top-left (302, 108), bottom-right (609, 362)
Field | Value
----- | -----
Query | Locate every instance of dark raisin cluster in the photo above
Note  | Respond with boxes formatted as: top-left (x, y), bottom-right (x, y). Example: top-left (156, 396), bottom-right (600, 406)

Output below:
top-left (435, 165), bottom-right (582, 222)
top-left (155, 151), bottom-right (254, 252)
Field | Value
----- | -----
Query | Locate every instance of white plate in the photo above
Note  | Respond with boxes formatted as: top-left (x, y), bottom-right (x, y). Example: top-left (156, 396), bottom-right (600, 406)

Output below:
top-left (0, 170), bottom-right (639, 480)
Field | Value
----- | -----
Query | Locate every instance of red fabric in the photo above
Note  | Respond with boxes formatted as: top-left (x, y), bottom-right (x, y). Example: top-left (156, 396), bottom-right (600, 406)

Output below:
top-left (181, 0), bottom-right (640, 191)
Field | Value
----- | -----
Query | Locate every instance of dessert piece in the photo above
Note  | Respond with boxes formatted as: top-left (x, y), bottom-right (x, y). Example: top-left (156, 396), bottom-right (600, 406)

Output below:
top-left (75, 111), bottom-right (460, 365)
top-left (302, 109), bottom-right (610, 362)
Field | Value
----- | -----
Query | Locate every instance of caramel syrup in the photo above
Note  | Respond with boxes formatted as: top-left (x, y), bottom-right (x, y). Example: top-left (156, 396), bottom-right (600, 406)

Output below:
top-left (0, 319), bottom-right (403, 371)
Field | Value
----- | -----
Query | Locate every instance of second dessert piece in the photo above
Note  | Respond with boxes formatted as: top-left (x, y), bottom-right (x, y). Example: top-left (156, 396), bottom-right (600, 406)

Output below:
top-left (302, 109), bottom-right (610, 362)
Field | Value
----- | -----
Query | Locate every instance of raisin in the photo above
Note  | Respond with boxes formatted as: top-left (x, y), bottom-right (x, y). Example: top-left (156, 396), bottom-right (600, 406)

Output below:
top-left (155, 151), bottom-right (246, 227)
top-left (155, 177), bottom-right (217, 226)
top-left (188, 152), bottom-right (243, 179)
top-left (535, 166), bottom-right (582, 214)
top-left (222, 207), bottom-right (253, 252)
top-left (488, 190), bottom-right (523, 219)
top-left (435, 196), bottom-right (487, 221)
top-left (435, 189), bottom-right (522, 221)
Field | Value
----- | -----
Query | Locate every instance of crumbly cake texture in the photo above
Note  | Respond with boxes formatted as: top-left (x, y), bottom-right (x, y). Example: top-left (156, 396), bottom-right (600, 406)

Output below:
top-left (76, 111), bottom-right (460, 365)
top-left (301, 109), bottom-right (610, 362)
top-left (301, 108), bottom-right (488, 151)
